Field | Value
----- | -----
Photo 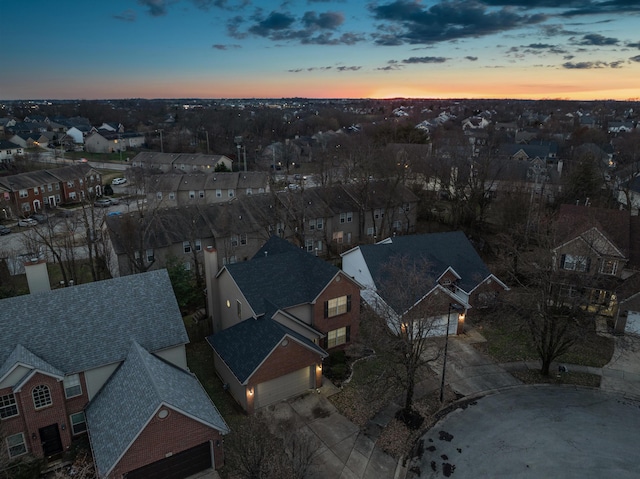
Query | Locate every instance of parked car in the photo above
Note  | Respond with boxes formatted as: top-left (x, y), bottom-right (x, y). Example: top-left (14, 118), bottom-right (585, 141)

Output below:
top-left (111, 177), bottom-right (127, 185)
top-left (94, 198), bottom-right (112, 208)
top-left (107, 197), bottom-right (119, 205)
top-left (32, 213), bottom-right (48, 224)
top-left (0, 226), bottom-right (11, 235)
top-left (18, 218), bottom-right (38, 227)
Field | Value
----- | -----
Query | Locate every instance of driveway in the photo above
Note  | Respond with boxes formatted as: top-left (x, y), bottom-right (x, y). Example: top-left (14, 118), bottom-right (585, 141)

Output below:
top-left (259, 386), bottom-right (400, 479)
top-left (411, 386), bottom-right (640, 479)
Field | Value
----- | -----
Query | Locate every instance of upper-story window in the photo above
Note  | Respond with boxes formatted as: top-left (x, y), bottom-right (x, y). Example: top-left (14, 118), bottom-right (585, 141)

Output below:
top-left (19, 189), bottom-right (28, 198)
top-left (324, 295), bottom-right (351, 318)
top-left (228, 189), bottom-right (235, 198)
top-left (246, 188), bottom-right (253, 195)
top-left (183, 241), bottom-right (192, 254)
top-left (198, 190), bottom-right (205, 199)
top-left (600, 259), bottom-right (618, 276)
top-left (67, 181), bottom-right (74, 188)
top-left (33, 187), bottom-right (39, 195)
top-left (216, 189), bottom-right (222, 198)
top-left (63, 374), bottom-right (82, 399)
top-left (189, 191), bottom-right (195, 199)
top-left (32, 385), bottom-right (52, 409)
top-left (560, 254), bottom-right (589, 272)
top-left (0, 393), bottom-right (18, 418)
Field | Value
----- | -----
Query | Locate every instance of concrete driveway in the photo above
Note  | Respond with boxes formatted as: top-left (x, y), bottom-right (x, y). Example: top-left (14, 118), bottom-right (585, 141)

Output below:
top-left (258, 387), bottom-right (400, 479)
top-left (410, 386), bottom-right (640, 479)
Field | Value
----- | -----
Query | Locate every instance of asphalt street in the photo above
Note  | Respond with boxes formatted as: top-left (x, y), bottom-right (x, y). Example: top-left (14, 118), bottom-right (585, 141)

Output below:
top-left (413, 386), bottom-right (640, 479)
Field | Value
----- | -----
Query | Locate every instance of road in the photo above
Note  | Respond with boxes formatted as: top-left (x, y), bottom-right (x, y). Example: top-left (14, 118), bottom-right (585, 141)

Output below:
top-left (413, 386), bottom-right (640, 479)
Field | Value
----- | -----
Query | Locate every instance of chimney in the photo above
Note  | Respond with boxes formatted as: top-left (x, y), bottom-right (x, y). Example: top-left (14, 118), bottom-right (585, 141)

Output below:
top-left (25, 258), bottom-right (51, 294)
top-left (203, 246), bottom-right (221, 332)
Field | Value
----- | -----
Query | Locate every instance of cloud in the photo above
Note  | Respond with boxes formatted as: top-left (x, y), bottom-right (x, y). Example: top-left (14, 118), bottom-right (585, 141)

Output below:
top-left (287, 66), bottom-right (334, 72)
top-left (627, 41), bottom-right (640, 49)
top-left (631, 55), bottom-right (640, 62)
top-left (113, 9), bottom-right (136, 21)
top-left (465, 56), bottom-right (478, 61)
top-left (369, 0), bottom-right (547, 45)
top-left (248, 11), bottom-right (296, 36)
top-left (402, 56), bottom-right (448, 63)
top-left (562, 60), bottom-right (620, 69)
top-left (481, 1), bottom-right (640, 16)
top-left (138, 0), bottom-right (168, 17)
top-left (578, 33), bottom-right (618, 46)
top-left (336, 66), bottom-right (362, 71)
top-left (199, 0), bottom-right (250, 10)
top-left (302, 11), bottom-right (344, 29)
top-left (212, 44), bottom-right (241, 50)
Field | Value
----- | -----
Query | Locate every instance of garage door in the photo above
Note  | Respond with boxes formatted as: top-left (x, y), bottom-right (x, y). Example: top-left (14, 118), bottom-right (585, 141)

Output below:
top-left (626, 311), bottom-right (640, 336)
top-left (255, 366), bottom-right (312, 409)
top-left (126, 442), bottom-right (212, 479)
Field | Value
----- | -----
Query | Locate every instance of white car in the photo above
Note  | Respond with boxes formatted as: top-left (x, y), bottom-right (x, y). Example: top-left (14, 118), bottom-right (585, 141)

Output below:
top-left (111, 177), bottom-right (127, 185)
top-left (18, 218), bottom-right (38, 227)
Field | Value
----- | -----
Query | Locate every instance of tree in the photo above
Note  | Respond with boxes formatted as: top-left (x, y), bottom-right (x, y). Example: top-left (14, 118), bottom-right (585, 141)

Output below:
top-left (364, 255), bottom-right (446, 418)
top-left (165, 255), bottom-right (200, 311)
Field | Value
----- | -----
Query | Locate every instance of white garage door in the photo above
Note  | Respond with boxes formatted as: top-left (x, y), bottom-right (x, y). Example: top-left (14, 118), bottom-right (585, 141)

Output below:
top-left (626, 311), bottom-right (640, 336)
top-left (255, 367), bottom-right (312, 409)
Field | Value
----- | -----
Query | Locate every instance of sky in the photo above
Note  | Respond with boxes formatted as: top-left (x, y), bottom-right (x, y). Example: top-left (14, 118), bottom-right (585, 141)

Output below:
top-left (2, 0), bottom-right (640, 101)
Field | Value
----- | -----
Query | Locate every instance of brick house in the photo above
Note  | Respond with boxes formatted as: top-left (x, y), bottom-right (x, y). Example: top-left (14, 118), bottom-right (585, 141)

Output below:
top-left (0, 269), bottom-right (229, 478)
top-left (205, 236), bottom-right (361, 413)
top-left (0, 164), bottom-right (102, 217)
top-left (341, 231), bottom-right (509, 336)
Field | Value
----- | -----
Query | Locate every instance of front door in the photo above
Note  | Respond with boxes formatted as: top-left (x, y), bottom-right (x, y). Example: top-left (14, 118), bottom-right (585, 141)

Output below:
top-left (39, 424), bottom-right (63, 457)
top-left (48, 195), bottom-right (56, 207)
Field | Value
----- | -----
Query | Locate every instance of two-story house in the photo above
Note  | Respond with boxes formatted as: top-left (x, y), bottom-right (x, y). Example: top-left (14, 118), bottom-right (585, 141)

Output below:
top-left (342, 231), bottom-right (508, 336)
top-left (204, 236), bottom-right (362, 413)
top-left (0, 268), bottom-right (229, 478)
top-left (130, 152), bottom-right (233, 173)
top-left (552, 204), bottom-right (640, 322)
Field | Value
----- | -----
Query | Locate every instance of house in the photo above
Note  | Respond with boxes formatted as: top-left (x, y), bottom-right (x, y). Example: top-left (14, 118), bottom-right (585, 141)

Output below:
top-left (204, 236), bottom-right (361, 413)
top-left (341, 232), bottom-right (508, 336)
top-left (552, 204), bottom-right (640, 320)
top-left (130, 152), bottom-right (233, 173)
top-left (0, 140), bottom-right (24, 164)
top-left (0, 164), bottom-right (102, 215)
top-left (84, 131), bottom-right (145, 154)
top-left (0, 268), bottom-right (229, 478)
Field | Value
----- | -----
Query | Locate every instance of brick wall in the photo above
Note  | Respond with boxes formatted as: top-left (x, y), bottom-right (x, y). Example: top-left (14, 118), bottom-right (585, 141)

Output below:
top-left (249, 340), bottom-right (321, 387)
top-left (109, 408), bottom-right (225, 477)
top-left (312, 273), bottom-right (361, 347)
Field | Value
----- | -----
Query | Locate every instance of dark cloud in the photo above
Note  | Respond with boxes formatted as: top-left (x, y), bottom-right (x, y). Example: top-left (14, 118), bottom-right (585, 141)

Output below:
top-left (527, 43), bottom-right (555, 49)
top-left (631, 55), bottom-right (640, 62)
top-left (212, 44), bottom-right (241, 50)
top-left (369, 0), bottom-right (547, 45)
top-left (287, 66), bottom-right (334, 72)
top-left (465, 56), bottom-right (478, 61)
top-left (201, 0), bottom-right (251, 10)
top-left (627, 41), bottom-right (640, 49)
top-left (480, 0), bottom-right (640, 16)
top-left (336, 66), bottom-right (362, 71)
top-left (248, 11), bottom-right (296, 36)
top-left (302, 11), bottom-right (344, 29)
top-left (402, 56), bottom-right (448, 63)
top-left (562, 60), bottom-right (619, 68)
top-left (138, 0), bottom-right (167, 17)
top-left (578, 33), bottom-right (618, 45)
top-left (113, 9), bottom-right (136, 21)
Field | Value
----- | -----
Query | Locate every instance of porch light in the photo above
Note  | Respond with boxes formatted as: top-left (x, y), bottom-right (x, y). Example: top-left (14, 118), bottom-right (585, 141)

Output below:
top-left (248, 387), bottom-right (254, 395)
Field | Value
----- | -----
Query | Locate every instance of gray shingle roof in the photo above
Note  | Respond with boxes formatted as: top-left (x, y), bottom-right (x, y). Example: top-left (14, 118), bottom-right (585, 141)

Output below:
top-left (0, 344), bottom-right (63, 384)
top-left (0, 270), bottom-right (188, 375)
top-left (86, 341), bottom-right (229, 477)
top-left (226, 236), bottom-right (339, 314)
top-left (359, 231), bottom-right (491, 305)
top-left (207, 317), bottom-right (326, 384)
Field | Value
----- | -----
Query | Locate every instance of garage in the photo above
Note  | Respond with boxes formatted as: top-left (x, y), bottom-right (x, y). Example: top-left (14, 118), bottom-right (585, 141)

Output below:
top-left (625, 311), bottom-right (640, 335)
top-left (126, 442), bottom-right (212, 479)
top-left (255, 366), bottom-right (312, 409)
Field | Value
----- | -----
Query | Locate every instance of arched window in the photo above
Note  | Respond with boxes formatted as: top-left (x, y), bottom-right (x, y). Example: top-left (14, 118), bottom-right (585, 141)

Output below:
top-left (32, 385), bottom-right (52, 409)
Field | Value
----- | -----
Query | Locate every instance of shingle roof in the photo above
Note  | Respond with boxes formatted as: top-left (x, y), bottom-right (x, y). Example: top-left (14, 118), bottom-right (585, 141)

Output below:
top-left (226, 236), bottom-right (339, 314)
top-left (207, 317), bottom-right (326, 383)
top-left (358, 231), bottom-right (491, 307)
top-left (0, 344), bottom-right (63, 384)
top-left (0, 270), bottom-right (188, 375)
top-left (86, 341), bottom-right (229, 477)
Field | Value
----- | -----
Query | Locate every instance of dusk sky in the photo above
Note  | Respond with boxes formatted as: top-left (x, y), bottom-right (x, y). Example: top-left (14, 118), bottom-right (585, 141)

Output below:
top-left (2, 0), bottom-right (640, 101)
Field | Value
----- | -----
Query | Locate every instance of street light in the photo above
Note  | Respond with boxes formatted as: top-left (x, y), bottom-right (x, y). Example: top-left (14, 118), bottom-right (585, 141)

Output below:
top-left (440, 303), bottom-right (464, 403)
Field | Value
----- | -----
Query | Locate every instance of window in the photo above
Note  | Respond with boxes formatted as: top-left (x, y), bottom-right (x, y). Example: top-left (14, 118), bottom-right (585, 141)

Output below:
top-left (7, 433), bottom-right (27, 458)
top-left (216, 189), bottom-right (222, 198)
top-left (64, 374), bottom-right (82, 399)
top-left (600, 259), bottom-right (618, 276)
top-left (306, 239), bottom-right (314, 252)
top-left (146, 249), bottom-right (154, 262)
top-left (325, 295), bottom-right (351, 318)
top-left (231, 235), bottom-right (238, 247)
top-left (169, 192), bottom-right (175, 200)
top-left (327, 327), bottom-right (348, 348)
top-left (67, 181), bottom-right (74, 188)
top-left (195, 239), bottom-right (202, 251)
top-left (33, 187), bottom-right (39, 195)
top-left (333, 231), bottom-right (343, 244)
top-left (560, 254), bottom-right (589, 272)
top-left (47, 184), bottom-right (52, 192)
top-left (393, 220), bottom-right (402, 230)
top-left (79, 179), bottom-right (83, 186)
top-left (32, 385), bottom-right (52, 409)
top-left (22, 203), bottom-right (31, 212)
top-left (184, 261), bottom-right (191, 271)
top-left (189, 190), bottom-right (195, 199)
top-left (247, 188), bottom-right (252, 195)
top-left (56, 183), bottom-right (60, 190)
top-left (374, 209), bottom-right (384, 219)
top-left (69, 191), bottom-right (76, 200)
top-left (340, 212), bottom-right (354, 223)
top-left (240, 234), bottom-right (247, 246)
top-left (0, 393), bottom-right (18, 419)
top-left (70, 412), bottom-right (87, 435)
top-left (317, 218), bottom-right (323, 230)
top-left (347, 211), bottom-right (353, 223)
top-left (19, 189), bottom-right (28, 198)
top-left (183, 241), bottom-right (192, 254)
top-left (199, 190), bottom-right (205, 199)
top-left (228, 189), bottom-right (235, 198)
top-left (309, 219), bottom-right (315, 230)
top-left (156, 192), bottom-right (163, 200)
top-left (367, 227), bottom-right (374, 237)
